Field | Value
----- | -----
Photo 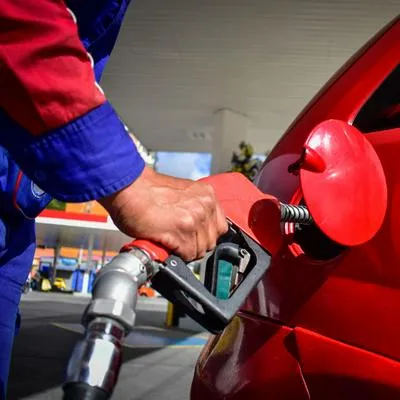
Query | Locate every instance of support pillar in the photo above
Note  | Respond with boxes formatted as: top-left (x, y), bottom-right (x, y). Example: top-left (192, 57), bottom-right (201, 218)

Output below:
top-left (101, 240), bottom-right (107, 268)
top-left (52, 240), bottom-right (61, 284)
top-left (78, 245), bottom-right (84, 266)
top-left (87, 234), bottom-right (94, 272)
top-left (82, 234), bottom-right (95, 294)
top-left (211, 108), bottom-right (249, 174)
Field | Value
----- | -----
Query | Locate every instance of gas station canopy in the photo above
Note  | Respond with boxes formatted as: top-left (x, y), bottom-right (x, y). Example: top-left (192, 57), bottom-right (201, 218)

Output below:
top-left (36, 210), bottom-right (131, 252)
top-left (102, 0), bottom-right (398, 159)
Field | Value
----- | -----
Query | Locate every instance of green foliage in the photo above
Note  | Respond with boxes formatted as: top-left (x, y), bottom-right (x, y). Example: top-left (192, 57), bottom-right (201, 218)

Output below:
top-left (230, 141), bottom-right (262, 181)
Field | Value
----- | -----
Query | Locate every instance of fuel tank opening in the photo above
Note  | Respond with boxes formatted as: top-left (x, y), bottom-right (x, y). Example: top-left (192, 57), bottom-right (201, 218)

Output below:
top-left (285, 196), bottom-right (346, 261)
top-left (292, 221), bottom-right (346, 261)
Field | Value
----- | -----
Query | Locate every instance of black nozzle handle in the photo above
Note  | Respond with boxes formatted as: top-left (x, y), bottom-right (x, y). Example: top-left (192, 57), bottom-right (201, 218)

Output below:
top-left (63, 383), bottom-right (110, 400)
top-left (150, 231), bottom-right (271, 334)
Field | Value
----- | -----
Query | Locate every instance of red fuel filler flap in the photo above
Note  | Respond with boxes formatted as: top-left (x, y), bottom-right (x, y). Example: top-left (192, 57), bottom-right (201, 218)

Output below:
top-left (296, 119), bottom-right (387, 246)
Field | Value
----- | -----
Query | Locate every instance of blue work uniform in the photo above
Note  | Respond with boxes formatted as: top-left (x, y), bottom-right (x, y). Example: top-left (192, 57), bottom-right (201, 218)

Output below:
top-left (0, 1), bottom-right (143, 397)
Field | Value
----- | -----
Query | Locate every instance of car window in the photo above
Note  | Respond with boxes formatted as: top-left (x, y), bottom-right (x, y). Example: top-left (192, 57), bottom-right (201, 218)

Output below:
top-left (353, 64), bottom-right (400, 133)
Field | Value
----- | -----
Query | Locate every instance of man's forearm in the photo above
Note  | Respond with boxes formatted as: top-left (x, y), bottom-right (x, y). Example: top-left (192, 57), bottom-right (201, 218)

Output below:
top-left (0, 0), bottom-right (144, 202)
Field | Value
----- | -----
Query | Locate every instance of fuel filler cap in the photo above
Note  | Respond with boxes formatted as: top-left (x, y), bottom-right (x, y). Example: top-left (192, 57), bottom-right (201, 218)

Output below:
top-left (298, 119), bottom-right (387, 246)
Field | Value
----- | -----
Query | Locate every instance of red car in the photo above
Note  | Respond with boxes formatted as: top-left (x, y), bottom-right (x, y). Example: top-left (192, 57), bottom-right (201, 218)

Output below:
top-left (191, 16), bottom-right (400, 399)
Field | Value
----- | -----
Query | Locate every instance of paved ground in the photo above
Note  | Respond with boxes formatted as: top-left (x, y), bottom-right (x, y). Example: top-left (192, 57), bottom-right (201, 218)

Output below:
top-left (8, 292), bottom-right (208, 400)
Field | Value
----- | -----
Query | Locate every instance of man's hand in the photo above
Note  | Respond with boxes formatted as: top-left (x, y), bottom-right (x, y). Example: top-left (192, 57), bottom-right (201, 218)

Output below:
top-left (99, 167), bottom-right (228, 261)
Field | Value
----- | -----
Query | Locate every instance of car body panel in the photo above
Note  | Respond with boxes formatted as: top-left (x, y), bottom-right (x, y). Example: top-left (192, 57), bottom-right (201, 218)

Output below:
top-left (244, 16), bottom-right (400, 360)
top-left (294, 327), bottom-right (400, 399)
top-left (192, 15), bottom-right (400, 399)
top-left (191, 313), bottom-right (310, 399)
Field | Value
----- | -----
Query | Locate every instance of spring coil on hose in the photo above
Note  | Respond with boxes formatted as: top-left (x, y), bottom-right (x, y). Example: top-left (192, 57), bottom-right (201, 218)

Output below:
top-left (280, 203), bottom-right (313, 225)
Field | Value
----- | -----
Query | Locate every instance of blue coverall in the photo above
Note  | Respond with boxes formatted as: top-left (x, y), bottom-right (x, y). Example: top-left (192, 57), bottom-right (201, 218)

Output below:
top-left (0, 1), bottom-right (144, 397)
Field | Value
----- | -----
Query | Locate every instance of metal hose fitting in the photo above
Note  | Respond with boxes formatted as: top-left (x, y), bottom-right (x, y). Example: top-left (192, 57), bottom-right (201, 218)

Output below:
top-left (280, 203), bottom-right (313, 225)
top-left (63, 248), bottom-right (155, 400)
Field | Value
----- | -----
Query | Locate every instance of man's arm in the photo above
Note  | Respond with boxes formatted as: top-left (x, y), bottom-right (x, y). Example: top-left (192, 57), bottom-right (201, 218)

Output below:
top-left (0, 0), bottom-right (144, 202)
top-left (0, 0), bottom-right (228, 260)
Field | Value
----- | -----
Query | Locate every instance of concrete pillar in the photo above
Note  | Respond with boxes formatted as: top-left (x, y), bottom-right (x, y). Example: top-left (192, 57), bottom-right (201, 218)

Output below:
top-left (87, 234), bottom-right (94, 271)
top-left (211, 108), bottom-right (249, 174)
top-left (78, 245), bottom-right (84, 265)
top-left (52, 240), bottom-right (61, 283)
top-left (101, 240), bottom-right (107, 268)
top-left (82, 271), bottom-right (90, 294)
top-left (82, 234), bottom-right (95, 294)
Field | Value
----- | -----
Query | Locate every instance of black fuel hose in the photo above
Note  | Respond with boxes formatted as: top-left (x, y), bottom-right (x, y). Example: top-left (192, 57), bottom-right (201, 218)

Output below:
top-left (280, 203), bottom-right (313, 225)
top-left (63, 383), bottom-right (110, 400)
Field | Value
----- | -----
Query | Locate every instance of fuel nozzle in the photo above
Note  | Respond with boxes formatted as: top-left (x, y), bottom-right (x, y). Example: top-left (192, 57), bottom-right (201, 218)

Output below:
top-left (63, 318), bottom-right (124, 400)
top-left (63, 248), bottom-right (155, 400)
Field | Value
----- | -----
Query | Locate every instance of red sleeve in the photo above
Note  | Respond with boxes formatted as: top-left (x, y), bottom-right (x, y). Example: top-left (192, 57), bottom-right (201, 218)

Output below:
top-left (0, 0), bottom-right (106, 135)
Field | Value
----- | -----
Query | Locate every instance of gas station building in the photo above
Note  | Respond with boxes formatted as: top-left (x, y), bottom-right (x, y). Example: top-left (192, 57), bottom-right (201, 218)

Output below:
top-left (32, 0), bottom-right (399, 293)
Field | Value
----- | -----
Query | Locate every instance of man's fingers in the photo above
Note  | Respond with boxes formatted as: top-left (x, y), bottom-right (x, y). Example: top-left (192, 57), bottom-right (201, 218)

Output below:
top-left (175, 232), bottom-right (197, 261)
top-left (216, 202), bottom-right (228, 236)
